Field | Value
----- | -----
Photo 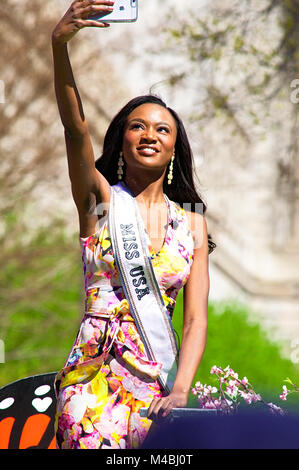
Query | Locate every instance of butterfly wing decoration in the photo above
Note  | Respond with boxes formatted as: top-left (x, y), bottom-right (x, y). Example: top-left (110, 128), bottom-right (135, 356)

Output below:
top-left (0, 373), bottom-right (57, 449)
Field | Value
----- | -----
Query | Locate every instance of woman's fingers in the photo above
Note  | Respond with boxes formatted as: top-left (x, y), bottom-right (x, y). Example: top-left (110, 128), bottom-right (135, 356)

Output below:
top-left (147, 398), bottom-right (162, 420)
top-left (72, 18), bottom-right (110, 29)
top-left (52, 0), bottom-right (113, 43)
top-left (147, 397), bottom-right (173, 423)
top-left (79, 3), bottom-right (115, 19)
top-left (147, 391), bottom-right (188, 423)
top-left (161, 400), bottom-right (174, 418)
top-left (77, 0), bottom-right (115, 6)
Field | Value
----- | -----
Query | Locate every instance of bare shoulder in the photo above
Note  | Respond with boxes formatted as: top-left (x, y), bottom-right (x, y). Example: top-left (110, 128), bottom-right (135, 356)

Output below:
top-left (184, 209), bottom-right (208, 251)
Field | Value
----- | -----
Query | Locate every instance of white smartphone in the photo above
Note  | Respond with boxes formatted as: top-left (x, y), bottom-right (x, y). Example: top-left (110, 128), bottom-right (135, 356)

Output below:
top-left (90, 0), bottom-right (138, 23)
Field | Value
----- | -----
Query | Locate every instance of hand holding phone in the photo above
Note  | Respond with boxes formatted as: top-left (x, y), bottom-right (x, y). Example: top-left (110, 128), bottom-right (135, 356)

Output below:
top-left (89, 0), bottom-right (138, 23)
top-left (52, 1), bottom-right (117, 45)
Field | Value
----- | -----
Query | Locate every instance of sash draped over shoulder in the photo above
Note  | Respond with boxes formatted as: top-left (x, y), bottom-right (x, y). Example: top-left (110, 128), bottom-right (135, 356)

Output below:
top-left (54, 182), bottom-right (194, 450)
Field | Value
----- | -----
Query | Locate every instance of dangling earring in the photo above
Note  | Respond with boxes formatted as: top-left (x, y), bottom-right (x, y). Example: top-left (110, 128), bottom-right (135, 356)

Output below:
top-left (167, 152), bottom-right (175, 185)
top-left (117, 151), bottom-right (124, 180)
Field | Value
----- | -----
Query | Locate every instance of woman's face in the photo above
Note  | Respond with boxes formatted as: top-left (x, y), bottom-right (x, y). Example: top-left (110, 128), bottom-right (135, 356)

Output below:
top-left (122, 103), bottom-right (177, 174)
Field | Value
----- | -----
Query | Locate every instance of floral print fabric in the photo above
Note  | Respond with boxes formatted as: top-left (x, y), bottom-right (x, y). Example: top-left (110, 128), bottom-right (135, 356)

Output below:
top-left (55, 191), bottom-right (194, 449)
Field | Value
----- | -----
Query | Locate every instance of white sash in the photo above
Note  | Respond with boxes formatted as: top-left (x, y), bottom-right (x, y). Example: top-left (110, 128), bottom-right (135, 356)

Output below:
top-left (108, 181), bottom-right (178, 394)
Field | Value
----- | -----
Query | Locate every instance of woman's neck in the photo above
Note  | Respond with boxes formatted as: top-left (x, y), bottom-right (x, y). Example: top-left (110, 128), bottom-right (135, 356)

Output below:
top-left (123, 176), bottom-right (165, 206)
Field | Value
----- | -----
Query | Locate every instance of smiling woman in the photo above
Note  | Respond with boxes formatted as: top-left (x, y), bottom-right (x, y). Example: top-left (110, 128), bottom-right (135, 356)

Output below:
top-left (51, 0), bottom-right (216, 450)
top-left (122, 104), bottom-right (177, 196)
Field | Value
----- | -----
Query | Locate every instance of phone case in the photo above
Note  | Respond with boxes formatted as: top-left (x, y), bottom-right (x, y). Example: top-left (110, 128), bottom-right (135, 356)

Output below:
top-left (90, 0), bottom-right (138, 23)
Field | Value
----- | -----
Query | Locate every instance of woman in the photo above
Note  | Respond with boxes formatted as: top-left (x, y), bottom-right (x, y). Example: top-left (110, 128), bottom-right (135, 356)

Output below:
top-left (52, 0), bottom-right (216, 449)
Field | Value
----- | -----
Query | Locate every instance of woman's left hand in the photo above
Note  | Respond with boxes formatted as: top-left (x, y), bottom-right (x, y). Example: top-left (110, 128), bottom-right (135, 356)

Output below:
top-left (147, 390), bottom-right (188, 424)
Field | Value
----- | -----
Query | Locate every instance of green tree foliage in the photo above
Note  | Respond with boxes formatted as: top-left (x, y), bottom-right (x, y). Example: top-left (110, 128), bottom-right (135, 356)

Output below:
top-left (172, 294), bottom-right (299, 410)
top-left (0, 213), bottom-right (83, 387)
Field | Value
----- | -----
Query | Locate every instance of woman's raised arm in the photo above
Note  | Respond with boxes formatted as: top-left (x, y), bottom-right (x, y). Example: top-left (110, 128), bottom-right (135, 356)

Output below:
top-left (51, 1), bottom-right (114, 237)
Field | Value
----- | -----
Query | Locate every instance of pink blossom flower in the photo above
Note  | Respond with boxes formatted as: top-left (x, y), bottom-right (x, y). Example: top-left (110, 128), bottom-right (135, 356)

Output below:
top-left (194, 381), bottom-right (204, 391)
top-left (238, 391), bottom-right (261, 405)
top-left (193, 365), bottom-right (284, 416)
top-left (228, 379), bottom-right (237, 387)
top-left (241, 376), bottom-right (249, 386)
top-left (224, 368), bottom-right (239, 380)
top-left (225, 381), bottom-right (238, 398)
top-left (214, 399), bottom-right (222, 408)
top-left (238, 390), bottom-right (253, 404)
top-left (231, 371), bottom-right (239, 380)
top-left (252, 393), bottom-right (261, 403)
top-left (203, 385), bottom-right (218, 396)
top-left (206, 385), bottom-right (218, 394)
top-left (267, 402), bottom-right (284, 415)
top-left (279, 385), bottom-right (289, 401)
top-left (203, 400), bottom-right (216, 409)
top-left (223, 366), bottom-right (234, 378)
top-left (210, 365), bottom-right (223, 375)
top-left (197, 396), bottom-right (205, 407)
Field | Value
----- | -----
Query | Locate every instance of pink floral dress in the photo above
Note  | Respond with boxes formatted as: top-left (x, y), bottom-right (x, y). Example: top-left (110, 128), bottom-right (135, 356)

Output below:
top-left (54, 189), bottom-right (194, 449)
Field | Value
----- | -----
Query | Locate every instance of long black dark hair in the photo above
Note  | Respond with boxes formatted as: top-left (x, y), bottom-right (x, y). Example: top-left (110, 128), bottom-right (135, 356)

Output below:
top-left (95, 94), bottom-right (216, 254)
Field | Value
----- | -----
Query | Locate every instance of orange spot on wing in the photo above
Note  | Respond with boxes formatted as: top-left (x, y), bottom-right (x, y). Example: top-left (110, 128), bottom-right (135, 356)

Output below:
top-left (48, 435), bottom-right (57, 449)
top-left (0, 417), bottom-right (15, 449)
top-left (19, 414), bottom-right (51, 449)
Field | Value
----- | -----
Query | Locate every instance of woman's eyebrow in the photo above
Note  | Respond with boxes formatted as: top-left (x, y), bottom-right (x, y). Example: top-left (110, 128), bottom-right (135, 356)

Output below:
top-left (128, 118), bottom-right (172, 127)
